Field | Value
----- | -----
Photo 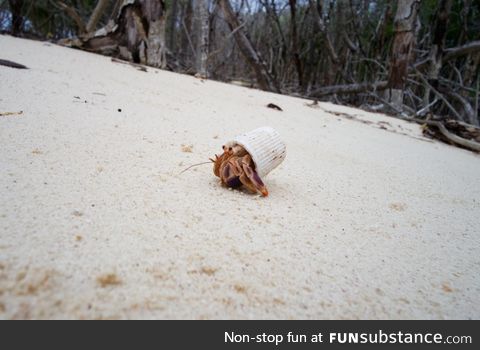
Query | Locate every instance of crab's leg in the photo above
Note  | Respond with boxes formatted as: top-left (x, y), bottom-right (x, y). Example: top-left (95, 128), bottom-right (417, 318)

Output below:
top-left (212, 154), bottom-right (222, 177)
top-left (239, 155), bottom-right (269, 196)
top-left (220, 156), bottom-right (243, 188)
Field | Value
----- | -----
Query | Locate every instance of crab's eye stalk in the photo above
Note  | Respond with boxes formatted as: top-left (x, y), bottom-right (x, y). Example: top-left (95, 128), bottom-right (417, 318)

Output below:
top-left (229, 147), bottom-right (232, 151)
top-left (222, 145), bottom-right (226, 150)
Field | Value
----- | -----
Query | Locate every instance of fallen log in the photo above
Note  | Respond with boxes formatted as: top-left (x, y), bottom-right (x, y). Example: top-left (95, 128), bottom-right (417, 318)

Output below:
top-left (407, 118), bottom-right (480, 153)
top-left (422, 119), bottom-right (480, 153)
top-left (310, 81), bottom-right (388, 97)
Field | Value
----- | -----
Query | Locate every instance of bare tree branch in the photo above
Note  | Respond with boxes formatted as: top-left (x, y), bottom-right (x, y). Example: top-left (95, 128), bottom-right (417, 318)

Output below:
top-left (416, 71), bottom-right (464, 121)
top-left (86, 0), bottom-right (110, 33)
top-left (308, 0), bottom-right (339, 63)
top-left (219, 0), bottom-right (280, 93)
top-left (447, 91), bottom-right (477, 126)
top-left (444, 40), bottom-right (480, 62)
top-left (57, 1), bottom-right (86, 34)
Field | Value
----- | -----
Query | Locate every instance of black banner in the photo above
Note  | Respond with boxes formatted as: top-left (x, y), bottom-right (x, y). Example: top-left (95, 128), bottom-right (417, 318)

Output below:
top-left (0, 321), bottom-right (477, 349)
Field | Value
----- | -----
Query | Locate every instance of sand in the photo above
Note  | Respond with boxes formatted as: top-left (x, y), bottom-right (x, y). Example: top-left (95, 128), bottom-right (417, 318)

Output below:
top-left (0, 35), bottom-right (479, 319)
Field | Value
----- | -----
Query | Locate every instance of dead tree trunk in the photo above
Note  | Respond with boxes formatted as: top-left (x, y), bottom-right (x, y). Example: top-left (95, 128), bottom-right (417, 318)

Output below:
top-left (387, 0), bottom-right (420, 110)
top-left (423, 0), bottom-right (453, 109)
top-left (180, 0), bottom-right (194, 69)
top-left (371, 4), bottom-right (393, 60)
top-left (167, 0), bottom-right (178, 53)
top-left (143, 0), bottom-right (167, 68)
top-left (309, 0), bottom-right (339, 64)
top-left (8, 0), bottom-right (24, 36)
top-left (61, 0), bottom-right (167, 69)
top-left (464, 53), bottom-right (480, 93)
top-left (219, 0), bottom-right (280, 93)
top-left (461, 52), bottom-right (480, 126)
top-left (288, 0), bottom-right (303, 89)
top-left (194, 0), bottom-right (209, 78)
top-left (309, 0), bottom-right (339, 86)
top-left (86, 0), bottom-right (110, 33)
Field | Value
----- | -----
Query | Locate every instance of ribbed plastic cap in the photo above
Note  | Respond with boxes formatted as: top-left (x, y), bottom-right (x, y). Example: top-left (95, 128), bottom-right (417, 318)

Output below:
top-left (229, 127), bottom-right (286, 178)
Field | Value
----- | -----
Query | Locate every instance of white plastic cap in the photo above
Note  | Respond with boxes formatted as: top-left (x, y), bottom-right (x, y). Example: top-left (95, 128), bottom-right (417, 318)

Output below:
top-left (227, 127), bottom-right (286, 178)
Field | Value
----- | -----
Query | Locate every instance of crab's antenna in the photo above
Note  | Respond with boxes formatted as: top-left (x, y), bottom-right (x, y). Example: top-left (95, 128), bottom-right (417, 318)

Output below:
top-left (179, 160), bottom-right (213, 175)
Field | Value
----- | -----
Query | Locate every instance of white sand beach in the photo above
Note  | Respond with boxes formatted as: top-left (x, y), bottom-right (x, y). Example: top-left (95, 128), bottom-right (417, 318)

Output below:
top-left (0, 35), bottom-right (479, 319)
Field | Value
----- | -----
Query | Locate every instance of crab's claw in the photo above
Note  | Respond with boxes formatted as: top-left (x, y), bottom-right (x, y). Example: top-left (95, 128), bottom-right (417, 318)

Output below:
top-left (220, 160), bottom-right (242, 188)
top-left (241, 156), bottom-right (269, 196)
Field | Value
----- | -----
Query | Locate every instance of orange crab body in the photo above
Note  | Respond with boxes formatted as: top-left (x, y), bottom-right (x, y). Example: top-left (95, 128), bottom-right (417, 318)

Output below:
top-left (211, 145), bottom-right (269, 196)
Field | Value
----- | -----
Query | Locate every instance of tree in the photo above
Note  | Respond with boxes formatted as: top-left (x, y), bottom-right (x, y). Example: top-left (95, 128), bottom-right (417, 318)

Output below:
top-left (309, 0), bottom-right (338, 65)
top-left (194, 0), bottom-right (209, 78)
top-left (166, 0), bottom-right (178, 54)
top-left (423, 0), bottom-right (453, 108)
top-left (387, 0), bottom-right (421, 110)
top-left (59, 0), bottom-right (167, 68)
top-left (7, 0), bottom-right (23, 36)
top-left (288, 0), bottom-right (303, 89)
top-left (3, 0), bottom-right (479, 126)
top-left (86, 0), bottom-right (110, 33)
top-left (218, 0), bottom-right (280, 93)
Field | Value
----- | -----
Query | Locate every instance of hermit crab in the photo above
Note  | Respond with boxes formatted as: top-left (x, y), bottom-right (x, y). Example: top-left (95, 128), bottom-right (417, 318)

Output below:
top-left (211, 144), bottom-right (269, 196)
top-left (210, 127), bottom-right (286, 197)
